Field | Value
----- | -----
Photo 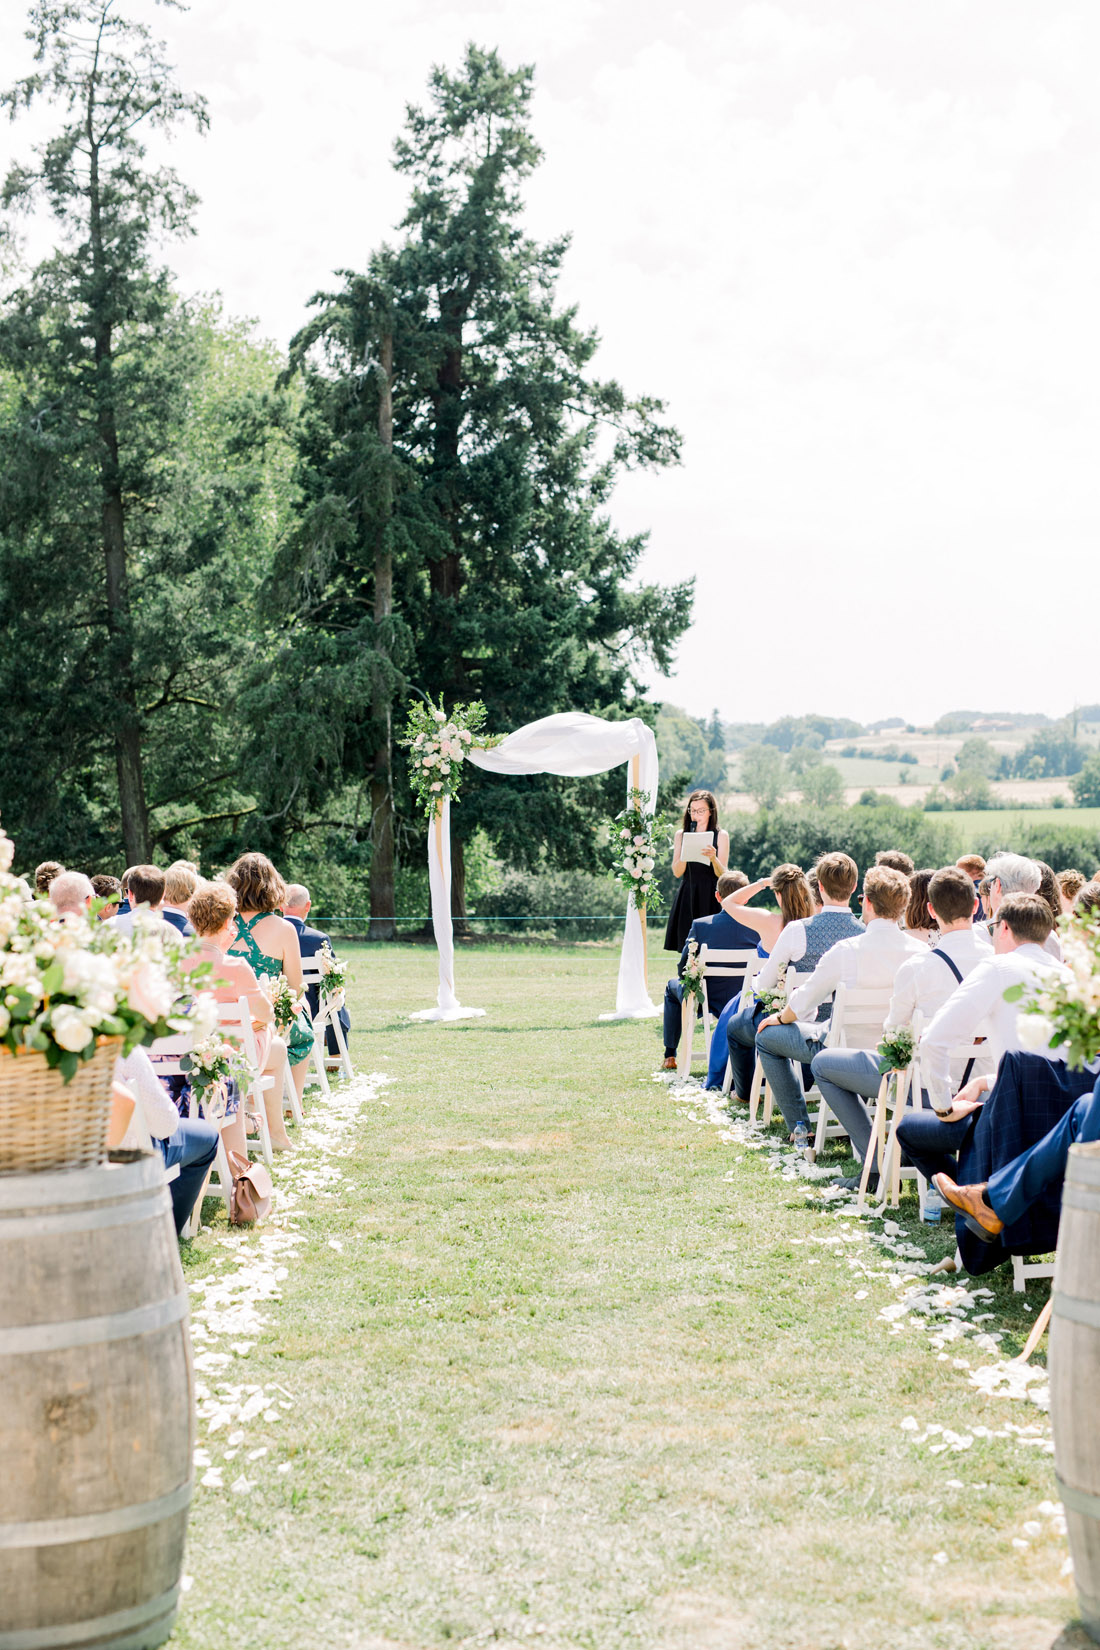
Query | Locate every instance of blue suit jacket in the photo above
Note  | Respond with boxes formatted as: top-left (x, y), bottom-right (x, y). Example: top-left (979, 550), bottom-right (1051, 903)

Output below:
top-left (285, 914), bottom-right (351, 1039)
top-left (678, 910), bottom-right (761, 1015)
top-left (161, 908), bottom-right (194, 938)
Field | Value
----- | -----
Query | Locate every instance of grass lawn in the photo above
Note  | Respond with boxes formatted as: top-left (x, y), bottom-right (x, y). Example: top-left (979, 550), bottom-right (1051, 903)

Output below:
top-left (172, 936), bottom-right (1077, 1650)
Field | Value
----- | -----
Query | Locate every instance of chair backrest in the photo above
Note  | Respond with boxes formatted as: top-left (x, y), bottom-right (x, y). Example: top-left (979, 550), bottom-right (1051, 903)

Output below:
top-left (825, 981), bottom-right (894, 1050)
top-left (698, 946), bottom-right (759, 978)
top-left (216, 997), bottom-right (262, 1073)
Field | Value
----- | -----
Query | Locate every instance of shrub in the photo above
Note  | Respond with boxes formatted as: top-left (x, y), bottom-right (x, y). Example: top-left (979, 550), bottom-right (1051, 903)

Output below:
top-left (473, 867), bottom-right (626, 939)
top-left (723, 804), bottom-right (959, 883)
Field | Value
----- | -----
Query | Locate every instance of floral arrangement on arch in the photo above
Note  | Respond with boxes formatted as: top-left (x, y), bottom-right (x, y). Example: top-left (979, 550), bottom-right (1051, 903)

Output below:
top-left (400, 697), bottom-right (496, 818)
top-left (1009, 916), bottom-right (1100, 1068)
top-left (610, 788), bottom-right (666, 907)
top-left (0, 823), bottom-right (218, 1083)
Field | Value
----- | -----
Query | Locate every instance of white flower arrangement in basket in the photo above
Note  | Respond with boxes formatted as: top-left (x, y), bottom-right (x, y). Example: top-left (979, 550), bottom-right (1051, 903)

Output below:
top-left (0, 822), bottom-right (217, 1085)
top-left (610, 788), bottom-right (667, 907)
top-left (1008, 915), bottom-right (1100, 1068)
top-left (399, 696), bottom-right (498, 818)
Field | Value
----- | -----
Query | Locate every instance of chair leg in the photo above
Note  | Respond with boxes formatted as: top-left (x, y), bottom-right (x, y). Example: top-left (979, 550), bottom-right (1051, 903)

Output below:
top-left (721, 1057), bottom-right (733, 1097)
top-left (748, 1057), bottom-right (764, 1124)
top-left (677, 1000), bottom-right (694, 1081)
top-left (813, 1094), bottom-right (833, 1158)
top-left (857, 1076), bottom-right (890, 1211)
top-left (1014, 1296), bottom-right (1053, 1363)
top-left (246, 1079), bottom-right (274, 1168)
top-left (283, 1061), bottom-right (304, 1125)
top-left (331, 1009), bottom-right (354, 1080)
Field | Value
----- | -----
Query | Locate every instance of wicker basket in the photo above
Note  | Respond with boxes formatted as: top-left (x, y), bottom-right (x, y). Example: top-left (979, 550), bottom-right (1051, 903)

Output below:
top-left (0, 1038), bottom-right (122, 1174)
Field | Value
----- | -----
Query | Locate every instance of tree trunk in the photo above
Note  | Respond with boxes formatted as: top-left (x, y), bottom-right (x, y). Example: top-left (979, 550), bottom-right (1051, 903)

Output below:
top-left (88, 132), bottom-right (151, 864)
top-left (450, 833), bottom-right (470, 934)
top-left (368, 329), bottom-right (396, 939)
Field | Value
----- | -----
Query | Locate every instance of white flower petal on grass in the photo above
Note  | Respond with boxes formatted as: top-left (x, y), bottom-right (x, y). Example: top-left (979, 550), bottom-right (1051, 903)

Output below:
top-left (932, 1552), bottom-right (948, 1565)
top-left (1021, 1521), bottom-right (1042, 1537)
top-left (230, 1475), bottom-right (253, 1495)
top-left (1011, 1538), bottom-right (1029, 1551)
top-left (328, 1238), bottom-right (343, 1252)
top-left (200, 1468), bottom-right (224, 1489)
top-left (248, 1447), bottom-right (268, 1461)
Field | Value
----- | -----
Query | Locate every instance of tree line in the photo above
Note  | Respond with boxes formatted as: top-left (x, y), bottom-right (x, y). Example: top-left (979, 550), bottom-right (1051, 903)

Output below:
top-left (0, 3), bottom-right (691, 929)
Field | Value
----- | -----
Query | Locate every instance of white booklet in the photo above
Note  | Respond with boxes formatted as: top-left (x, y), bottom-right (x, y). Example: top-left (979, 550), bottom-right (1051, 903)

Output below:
top-left (680, 831), bottom-right (714, 864)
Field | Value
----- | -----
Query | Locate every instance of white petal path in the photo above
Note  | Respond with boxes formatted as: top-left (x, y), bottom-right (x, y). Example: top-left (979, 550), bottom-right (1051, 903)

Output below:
top-left (657, 1068), bottom-right (1074, 1580)
top-left (186, 1071), bottom-right (390, 1500)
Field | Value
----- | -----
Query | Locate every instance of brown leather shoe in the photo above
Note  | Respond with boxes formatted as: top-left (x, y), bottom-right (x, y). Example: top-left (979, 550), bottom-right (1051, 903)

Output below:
top-left (933, 1174), bottom-right (1004, 1243)
top-left (662, 1056), bottom-right (678, 1070)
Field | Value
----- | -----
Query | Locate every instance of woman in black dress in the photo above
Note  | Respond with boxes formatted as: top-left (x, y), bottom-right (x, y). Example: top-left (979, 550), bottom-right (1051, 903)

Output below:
top-left (663, 790), bottom-right (730, 952)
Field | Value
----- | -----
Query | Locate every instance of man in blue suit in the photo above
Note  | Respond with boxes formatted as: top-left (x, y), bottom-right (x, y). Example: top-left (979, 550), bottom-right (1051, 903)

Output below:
top-left (661, 872), bottom-right (761, 1068)
top-left (282, 883), bottom-right (351, 1056)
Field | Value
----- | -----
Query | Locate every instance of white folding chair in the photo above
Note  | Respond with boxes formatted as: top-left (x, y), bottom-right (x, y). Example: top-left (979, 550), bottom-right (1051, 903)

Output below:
top-left (304, 958), bottom-right (353, 1081)
top-left (881, 1029), bottom-right (990, 1213)
top-left (299, 959), bottom-right (333, 1095)
top-left (721, 955), bottom-right (768, 1097)
top-left (216, 997), bottom-right (274, 1168)
top-left (677, 947), bottom-right (759, 1081)
top-left (1012, 1254), bottom-right (1055, 1291)
top-left (748, 968), bottom-right (802, 1127)
top-left (148, 1032), bottom-right (232, 1239)
top-left (810, 981), bottom-right (895, 1158)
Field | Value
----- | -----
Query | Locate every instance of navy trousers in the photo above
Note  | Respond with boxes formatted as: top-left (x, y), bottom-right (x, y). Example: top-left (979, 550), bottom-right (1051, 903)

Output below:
top-left (987, 1077), bottom-right (1100, 1227)
top-left (156, 1120), bottom-right (219, 1236)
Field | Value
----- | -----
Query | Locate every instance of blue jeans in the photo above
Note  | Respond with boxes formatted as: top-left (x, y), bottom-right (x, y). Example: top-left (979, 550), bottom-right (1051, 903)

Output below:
top-left (810, 1048), bottom-right (883, 1168)
top-left (987, 1078), bottom-right (1100, 1226)
top-left (726, 996), bottom-right (766, 1100)
top-left (755, 1021), bottom-right (827, 1132)
top-left (156, 1120), bottom-right (219, 1236)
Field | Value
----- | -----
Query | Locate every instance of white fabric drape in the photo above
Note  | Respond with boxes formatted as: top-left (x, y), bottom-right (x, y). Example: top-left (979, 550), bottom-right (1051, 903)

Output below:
top-left (413, 712), bottom-right (660, 1020)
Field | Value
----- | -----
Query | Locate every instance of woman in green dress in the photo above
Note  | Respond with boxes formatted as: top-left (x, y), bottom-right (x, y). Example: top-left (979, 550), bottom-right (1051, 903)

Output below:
top-left (225, 852), bottom-right (314, 1116)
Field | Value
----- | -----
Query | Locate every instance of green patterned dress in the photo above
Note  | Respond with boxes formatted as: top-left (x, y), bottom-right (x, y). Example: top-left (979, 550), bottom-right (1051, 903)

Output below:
top-left (229, 912), bottom-right (314, 1067)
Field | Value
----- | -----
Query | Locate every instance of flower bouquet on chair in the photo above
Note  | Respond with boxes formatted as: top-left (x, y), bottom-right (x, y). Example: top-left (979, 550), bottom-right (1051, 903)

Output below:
top-left (262, 973), bottom-right (307, 1036)
top-left (0, 820), bottom-right (217, 1172)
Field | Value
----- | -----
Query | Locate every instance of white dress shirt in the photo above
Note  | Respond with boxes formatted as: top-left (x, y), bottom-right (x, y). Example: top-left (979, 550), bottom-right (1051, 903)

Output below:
top-left (113, 1048), bottom-right (181, 1144)
top-left (885, 926), bottom-right (995, 1032)
top-left (919, 942), bottom-right (1071, 1090)
top-left (787, 919), bottom-right (926, 1023)
top-left (752, 903), bottom-right (860, 995)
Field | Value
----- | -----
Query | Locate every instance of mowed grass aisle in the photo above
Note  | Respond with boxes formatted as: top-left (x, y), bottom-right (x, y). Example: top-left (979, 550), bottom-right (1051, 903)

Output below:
top-left (174, 938), bottom-right (1076, 1650)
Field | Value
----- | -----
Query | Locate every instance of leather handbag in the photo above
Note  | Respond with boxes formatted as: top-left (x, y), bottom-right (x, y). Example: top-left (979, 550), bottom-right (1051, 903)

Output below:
top-left (226, 1149), bottom-right (273, 1226)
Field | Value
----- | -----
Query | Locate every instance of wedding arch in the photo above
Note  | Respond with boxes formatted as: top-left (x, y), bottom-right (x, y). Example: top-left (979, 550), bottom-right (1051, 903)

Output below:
top-left (409, 712), bottom-right (660, 1022)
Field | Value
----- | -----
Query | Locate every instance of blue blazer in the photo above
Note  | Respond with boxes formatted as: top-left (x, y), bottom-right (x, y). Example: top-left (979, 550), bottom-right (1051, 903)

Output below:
top-left (285, 914), bottom-right (351, 1041)
top-left (161, 908), bottom-right (194, 937)
top-left (678, 909), bottom-right (761, 1015)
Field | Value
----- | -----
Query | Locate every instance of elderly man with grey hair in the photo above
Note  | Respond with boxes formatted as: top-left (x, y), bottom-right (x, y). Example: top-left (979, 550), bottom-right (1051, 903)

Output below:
top-left (281, 883), bottom-right (352, 1058)
top-left (982, 853), bottom-right (1062, 959)
top-left (48, 870), bottom-right (94, 917)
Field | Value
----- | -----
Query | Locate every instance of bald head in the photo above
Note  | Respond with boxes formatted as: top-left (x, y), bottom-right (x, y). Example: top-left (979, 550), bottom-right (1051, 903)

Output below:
top-left (283, 883), bottom-right (310, 916)
top-left (49, 871), bottom-right (94, 917)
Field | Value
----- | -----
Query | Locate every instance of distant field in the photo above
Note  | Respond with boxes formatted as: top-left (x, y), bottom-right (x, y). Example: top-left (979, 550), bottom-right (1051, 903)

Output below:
top-left (827, 755), bottom-right (939, 786)
top-left (937, 807), bottom-right (1100, 840)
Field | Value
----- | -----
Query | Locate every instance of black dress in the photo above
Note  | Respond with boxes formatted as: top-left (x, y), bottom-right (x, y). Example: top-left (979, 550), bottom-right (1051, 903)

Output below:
top-left (663, 832), bottom-right (720, 952)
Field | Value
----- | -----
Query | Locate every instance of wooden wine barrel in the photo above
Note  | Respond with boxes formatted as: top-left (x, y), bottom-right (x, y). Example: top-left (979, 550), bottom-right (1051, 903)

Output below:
top-left (0, 1155), bottom-right (193, 1650)
top-left (1050, 1138), bottom-right (1100, 1644)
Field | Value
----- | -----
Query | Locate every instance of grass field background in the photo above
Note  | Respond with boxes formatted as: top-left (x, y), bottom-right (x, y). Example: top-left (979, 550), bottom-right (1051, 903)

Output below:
top-left (172, 936), bottom-right (1079, 1650)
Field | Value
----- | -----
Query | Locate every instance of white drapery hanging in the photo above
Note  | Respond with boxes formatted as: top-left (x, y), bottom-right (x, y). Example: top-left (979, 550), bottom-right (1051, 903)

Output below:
top-left (410, 712), bottom-right (660, 1021)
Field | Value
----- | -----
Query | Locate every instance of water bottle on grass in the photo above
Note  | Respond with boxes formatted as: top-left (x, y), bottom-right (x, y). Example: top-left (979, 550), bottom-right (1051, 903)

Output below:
top-left (793, 1121), bottom-right (809, 1158)
top-left (923, 1182), bottom-right (944, 1224)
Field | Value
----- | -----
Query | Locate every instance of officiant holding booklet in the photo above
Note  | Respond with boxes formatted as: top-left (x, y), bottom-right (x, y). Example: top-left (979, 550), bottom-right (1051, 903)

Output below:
top-left (663, 790), bottom-right (731, 952)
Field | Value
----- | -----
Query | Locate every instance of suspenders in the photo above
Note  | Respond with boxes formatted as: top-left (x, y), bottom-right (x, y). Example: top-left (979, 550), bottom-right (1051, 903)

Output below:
top-left (930, 948), bottom-right (975, 1085)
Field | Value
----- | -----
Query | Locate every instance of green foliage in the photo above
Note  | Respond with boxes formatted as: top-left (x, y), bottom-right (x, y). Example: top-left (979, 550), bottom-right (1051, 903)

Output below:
top-left (947, 769), bottom-right (993, 809)
top-left (1071, 754), bottom-right (1100, 809)
top-left (1008, 726), bottom-right (1087, 779)
top-left (656, 704), bottom-right (724, 794)
top-left (953, 737), bottom-right (999, 778)
top-left (797, 763), bottom-right (845, 808)
top-left (738, 744), bottom-right (788, 810)
top-left (760, 714), bottom-right (860, 751)
top-left (722, 804), bottom-right (959, 884)
top-left (471, 866), bottom-right (623, 938)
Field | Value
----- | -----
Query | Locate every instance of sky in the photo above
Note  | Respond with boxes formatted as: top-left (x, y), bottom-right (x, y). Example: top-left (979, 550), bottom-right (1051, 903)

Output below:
top-left (2, 0), bottom-right (1097, 730)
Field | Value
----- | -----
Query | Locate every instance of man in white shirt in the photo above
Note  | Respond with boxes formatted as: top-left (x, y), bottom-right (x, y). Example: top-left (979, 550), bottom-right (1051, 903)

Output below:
top-left (114, 1047), bottom-right (219, 1236)
top-left (105, 864), bottom-right (184, 942)
top-left (810, 866), bottom-right (990, 1189)
top-left (895, 893), bottom-right (1069, 1188)
top-left (755, 866), bottom-right (921, 1135)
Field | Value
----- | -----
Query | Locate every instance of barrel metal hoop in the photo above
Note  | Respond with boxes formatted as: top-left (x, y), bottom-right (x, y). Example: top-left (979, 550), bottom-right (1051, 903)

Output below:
top-left (1063, 1184), bottom-right (1100, 1216)
top-left (0, 1292), bottom-right (188, 1356)
top-left (1067, 1148), bottom-right (1100, 1187)
top-left (1055, 1474), bottom-right (1100, 1521)
top-left (0, 1585), bottom-right (179, 1650)
top-left (0, 1481), bottom-right (191, 1550)
top-left (0, 1161), bottom-right (161, 1212)
top-left (1052, 1290), bottom-right (1100, 1332)
top-left (0, 1192), bottom-right (170, 1239)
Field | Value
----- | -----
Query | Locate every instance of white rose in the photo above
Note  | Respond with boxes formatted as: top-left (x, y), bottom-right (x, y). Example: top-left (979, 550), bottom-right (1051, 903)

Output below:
top-left (460, 730), bottom-right (472, 743)
top-left (1017, 1013), bottom-right (1055, 1053)
top-left (127, 962), bottom-right (174, 1024)
top-left (642, 857), bottom-right (655, 871)
top-left (413, 732), bottom-right (425, 747)
top-left (430, 782), bottom-right (443, 792)
top-left (52, 1004), bottom-right (95, 1052)
top-left (633, 835), bottom-right (646, 846)
top-left (439, 763), bottom-right (450, 775)
top-left (433, 709), bottom-right (446, 723)
top-left (0, 832), bottom-right (12, 872)
top-left (620, 829), bottom-right (631, 839)
top-left (0, 1005), bottom-right (9, 1035)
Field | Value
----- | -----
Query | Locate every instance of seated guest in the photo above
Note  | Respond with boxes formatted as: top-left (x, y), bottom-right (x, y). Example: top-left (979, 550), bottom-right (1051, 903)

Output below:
top-left (1034, 861), bottom-right (1064, 960)
top-left (934, 1073), bottom-right (1100, 1242)
top-left (116, 866), bottom-right (136, 917)
top-left (90, 873), bottom-right (122, 919)
top-left (903, 868), bottom-right (937, 944)
top-left (661, 871), bottom-right (757, 1068)
top-left (755, 865), bottom-right (920, 1136)
top-left (956, 853), bottom-right (986, 894)
top-left (727, 853), bottom-right (862, 1106)
top-left (48, 870), bottom-right (94, 918)
top-left (984, 851), bottom-right (1041, 913)
top-left (114, 1045), bottom-right (219, 1236)
top-left (282, 882), bottom-right (352, 1060)
top-left (225, 853), bottom-right (314, 1111)
top-left (706, 867), bottom-right (814, 1091)
top-left (1076, 880), bottom-right (1100, 918)
top-left (895, 894), bottom-right (1070, 1187)
top-left (1057, 868), bottom-right (1086, 913)
top-left (811, 866), bottom-right (992, 1190)
top-left (106, 864), bottom-right (182, 940)
top-left (34, 859), bottom-right (64, 897)
top-left (183, 879), bottom-right (295, 1154)
top-left (977, 876), bottom-right (994, 923)
top-left (876, 849), bottom-right (915, 876)
top-left (161, 862), bottom-right (197, 935)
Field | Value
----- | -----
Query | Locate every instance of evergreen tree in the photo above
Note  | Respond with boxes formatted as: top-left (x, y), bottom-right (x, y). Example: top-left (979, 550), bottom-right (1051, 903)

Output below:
top-left (284, 46), bottom-right (692, 922)
top-left (0, 0), bottom-right (208, 861)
